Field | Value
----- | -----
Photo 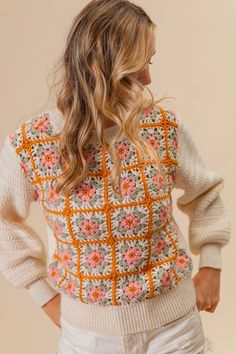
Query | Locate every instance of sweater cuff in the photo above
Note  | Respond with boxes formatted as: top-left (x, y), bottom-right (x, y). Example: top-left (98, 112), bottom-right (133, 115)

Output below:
top-left (26, 277), bottom-right (60, 307)
top-left (198, 243), bottom-right (222, 270)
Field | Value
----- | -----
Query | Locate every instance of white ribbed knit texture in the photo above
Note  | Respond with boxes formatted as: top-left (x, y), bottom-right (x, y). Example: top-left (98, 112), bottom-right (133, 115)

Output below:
top-left (0, 136), bottom-right (59, 307)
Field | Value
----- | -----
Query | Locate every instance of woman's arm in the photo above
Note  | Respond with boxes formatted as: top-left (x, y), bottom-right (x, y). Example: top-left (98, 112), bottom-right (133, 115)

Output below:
top-left (0, 134), bottom-right (59, 307)
top-left (172, 112), bottom-right (231, 311)
top-left (173, 113), bottom-right (231, 270)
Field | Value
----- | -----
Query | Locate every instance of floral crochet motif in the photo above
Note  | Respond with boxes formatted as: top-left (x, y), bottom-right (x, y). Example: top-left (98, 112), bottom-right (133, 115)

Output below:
top-left (8, 104), bottom-right (193, 306)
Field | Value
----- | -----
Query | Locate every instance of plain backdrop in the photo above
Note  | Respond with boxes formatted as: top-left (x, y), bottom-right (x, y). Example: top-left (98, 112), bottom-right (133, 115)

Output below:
top-left (0, 1), bottom-right (235, 353)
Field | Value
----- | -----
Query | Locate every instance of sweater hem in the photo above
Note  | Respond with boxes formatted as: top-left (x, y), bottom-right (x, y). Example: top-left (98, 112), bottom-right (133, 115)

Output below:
top-left (60, 275), bottom-right (196, 335)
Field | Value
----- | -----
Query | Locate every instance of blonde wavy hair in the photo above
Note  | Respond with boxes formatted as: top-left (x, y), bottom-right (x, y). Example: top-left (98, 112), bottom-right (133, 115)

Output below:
top-left (49, 0), bottom-right (172, 197)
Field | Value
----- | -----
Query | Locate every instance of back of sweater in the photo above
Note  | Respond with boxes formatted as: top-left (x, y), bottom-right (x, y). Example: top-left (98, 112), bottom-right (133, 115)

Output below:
top-left (0, 104), bottom-right (231, 334)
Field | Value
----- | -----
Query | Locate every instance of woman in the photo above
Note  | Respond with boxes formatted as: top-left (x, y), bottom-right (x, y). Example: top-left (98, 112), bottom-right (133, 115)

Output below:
top-left (0, 0), bottom-right (231, 353)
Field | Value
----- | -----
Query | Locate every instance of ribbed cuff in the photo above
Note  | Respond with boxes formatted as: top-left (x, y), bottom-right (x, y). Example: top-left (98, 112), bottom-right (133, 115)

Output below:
top-left (26, 277), bottom-right (59, 307)
top-left (199, 243), bottom-right (222, 270)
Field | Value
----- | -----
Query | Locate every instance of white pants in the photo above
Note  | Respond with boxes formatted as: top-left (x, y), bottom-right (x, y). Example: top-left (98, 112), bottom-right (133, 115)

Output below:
top-left (55, 305), bottom-right (214, 354)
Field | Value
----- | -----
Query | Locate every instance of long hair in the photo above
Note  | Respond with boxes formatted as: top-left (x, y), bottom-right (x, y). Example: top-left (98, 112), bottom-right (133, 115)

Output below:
top-left (48, 0), bottom-right (172, 196)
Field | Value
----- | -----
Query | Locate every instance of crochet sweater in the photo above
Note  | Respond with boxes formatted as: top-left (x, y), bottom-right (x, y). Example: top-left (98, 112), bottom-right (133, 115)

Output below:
top-left (0, 104), bottom-right (231, 335)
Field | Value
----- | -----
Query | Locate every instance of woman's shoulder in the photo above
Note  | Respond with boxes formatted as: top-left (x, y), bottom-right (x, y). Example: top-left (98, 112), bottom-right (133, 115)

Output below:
top-left (140, 103), bottom-right (179, 127)
top-left (7, 106), bottom-right (63, 152)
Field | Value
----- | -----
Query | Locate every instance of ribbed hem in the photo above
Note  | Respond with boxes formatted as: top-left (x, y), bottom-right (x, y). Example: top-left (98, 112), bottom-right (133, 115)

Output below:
top-left (27, 276), bottom-right (59, 307)
top-left (199, 243), bottom-right (222, 270)
top-left (60, 275), bottom-right (196, 335)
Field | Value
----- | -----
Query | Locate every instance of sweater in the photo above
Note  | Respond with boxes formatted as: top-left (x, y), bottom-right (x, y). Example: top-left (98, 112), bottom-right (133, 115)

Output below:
top-left (0, 104), bottom-right (231, 335)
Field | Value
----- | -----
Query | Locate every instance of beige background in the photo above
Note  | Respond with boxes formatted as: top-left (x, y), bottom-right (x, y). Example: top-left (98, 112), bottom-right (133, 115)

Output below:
top-left (0, 1), bottom-right (235, 353)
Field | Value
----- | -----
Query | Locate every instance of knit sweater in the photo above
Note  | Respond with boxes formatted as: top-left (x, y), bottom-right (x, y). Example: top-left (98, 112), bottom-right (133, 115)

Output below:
top-left (0, 104), bottom-right (231, 335)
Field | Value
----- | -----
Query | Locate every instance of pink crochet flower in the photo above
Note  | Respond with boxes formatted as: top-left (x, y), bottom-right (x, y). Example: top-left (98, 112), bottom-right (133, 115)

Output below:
top-left (155, 237), bottom-right (167, 253)
top-left (123, 281), bottom-right (142, 299)
top-left (20, 162), bottom-right (30, 176)
top-left (123, 247), bottom-right (142, 265)
top-left (80, 219), bottom-right (99, 235)
top-left (159, 206), bottom-right (169, 224)
top-left (146, 134), bottom-right (160, 149)
top-left (116, 141), bottom-right (130, 160)
top-left (32, 116), bottom-right (50, 132)
top-left (87, 286), bottom-right (106, 303)
top-left (86, 250), bottom-right (105, 268)
top-left (153, 173), bottom-right (165, 188)
top-left (61, 249), bottom-right (73, 265)
top-left (65, 281), bottom-right (75, 295)
top-left (121, 177), bottom-right (136, 196)
top-left (49, 267), bottom-right (60, 282)
top-left (176, 254), bottom-right (189, 269)
top-left (77, 183), bottom-right (96, 202)
top-left (40, 149), bottom-right (59, 169)
top-left (143, 107), bottom-right (153, 117)
top-left (47, 187), bottom-right (59, 204)
top-left (119, 214), bottom-right (140, 230)
top-left (161, 269), bottom-right (172, 287)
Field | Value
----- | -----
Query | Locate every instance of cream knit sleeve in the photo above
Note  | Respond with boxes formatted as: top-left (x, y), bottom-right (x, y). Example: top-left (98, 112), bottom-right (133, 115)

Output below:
top-left (173, 113), bottom-right (231, 270)
top-left (0, 134), bottom-right (59, 307)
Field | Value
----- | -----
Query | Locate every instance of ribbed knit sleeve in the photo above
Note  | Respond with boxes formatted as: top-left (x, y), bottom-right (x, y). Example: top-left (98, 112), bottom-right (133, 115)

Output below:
top-left (173, 113), bottom-right (231, 270)
top-left (0, 135), bottom-right (59, 307)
